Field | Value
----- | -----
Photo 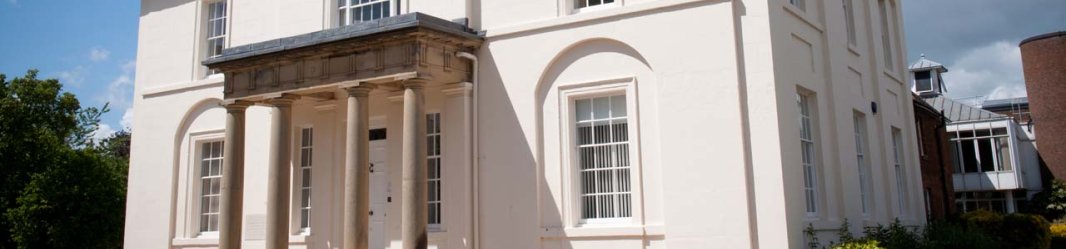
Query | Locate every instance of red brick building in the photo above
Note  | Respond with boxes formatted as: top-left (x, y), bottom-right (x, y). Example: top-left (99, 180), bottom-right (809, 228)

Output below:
top-left (1021, 31), bottom-right (1066, 180)
top-left (913, 94), bottom-right (956, 220)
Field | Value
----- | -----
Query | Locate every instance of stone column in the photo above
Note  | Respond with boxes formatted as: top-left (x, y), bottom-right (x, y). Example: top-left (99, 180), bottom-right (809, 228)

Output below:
top-left (265, 94), bottom-right (298, 249)
top-left (401, 80), bottom-right (428, 249)
top-left (220, 100), bottom-right (252, 249)
top-left (343, 85), bottom-right (374, 249)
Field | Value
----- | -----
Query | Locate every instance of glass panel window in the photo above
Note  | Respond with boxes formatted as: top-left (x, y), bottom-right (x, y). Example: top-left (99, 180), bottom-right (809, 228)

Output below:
top-left (790, 0), bottom-right (806, 11)
top-left (339, 0), bottom-right (393, 26)
top-left (576, 95), bottom-right (632, 221)
top-left (892, 128), bottom-right (907, 217)
top-left (576, 0), bottom-right (615, 9)
top-left (915, 71), bottom-right (932, 92)
top-left (205, 1), bottom-right (227, 76)
top-left (950, 127), bottom-right (1012, 173)
top-left (843, 0), bottom-right (856, 45)
top-left (854, 113), bottom-right (871, 215)
top-left (878, 0), bottom-right (895, 71)
top-left (427, 113), bottom-right (442, 226)
top-left (298, 128), bottom-right (313, 231)
top-left (797, 93), bottom-right (819, 216)
top-left (199, 141), bottom-right (224, 233)
top-left (955, 191), bottom-right (1008, 213)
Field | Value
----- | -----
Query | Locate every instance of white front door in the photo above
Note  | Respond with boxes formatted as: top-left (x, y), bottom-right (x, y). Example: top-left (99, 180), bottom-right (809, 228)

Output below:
top-left (368, 139), bottom-right (389, 249)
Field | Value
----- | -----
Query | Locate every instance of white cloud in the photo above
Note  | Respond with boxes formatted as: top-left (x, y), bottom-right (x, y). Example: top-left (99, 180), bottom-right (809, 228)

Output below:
top-left (120, 107), bottom-right (134, 131)
top-left (92, 123), bottom-right (116, 143)
top-left (102, 61), bottom-right (135, 110)
top-left (940, 41), bottom-right (1027, 100)
top-left (89, 48), bottom-right (110, 62)
top-left (55, 66), bottom-right (88, 87)
top-left (96, 60), bottom-right (136, 132)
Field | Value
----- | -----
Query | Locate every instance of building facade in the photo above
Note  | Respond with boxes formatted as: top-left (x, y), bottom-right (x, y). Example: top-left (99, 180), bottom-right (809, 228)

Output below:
top-left (912, 94), bottom-right (955, 220)
top-left (910, 57), bottom-right (1043, 214)
top-left (1020, 31), bottom-right (1066, 180)
top-left (125, 0), bottom-right (924, 248)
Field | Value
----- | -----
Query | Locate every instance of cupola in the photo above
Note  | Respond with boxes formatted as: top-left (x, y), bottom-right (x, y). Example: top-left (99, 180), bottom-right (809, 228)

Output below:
top-left (909, 54), bottom-right (949, 97)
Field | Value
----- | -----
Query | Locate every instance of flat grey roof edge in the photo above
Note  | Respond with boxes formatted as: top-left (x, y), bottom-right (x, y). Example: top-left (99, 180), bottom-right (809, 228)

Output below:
top-left (204, 12), bottom-right (481, 66)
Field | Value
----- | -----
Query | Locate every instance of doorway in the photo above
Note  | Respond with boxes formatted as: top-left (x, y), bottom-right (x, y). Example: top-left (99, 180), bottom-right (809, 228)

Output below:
top-left (368, 128), bottom-right (389, 249)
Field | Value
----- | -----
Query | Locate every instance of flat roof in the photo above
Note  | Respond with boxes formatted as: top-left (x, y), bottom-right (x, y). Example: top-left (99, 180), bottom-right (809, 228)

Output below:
top-left (203, 12), bottom-right (481, 67)
top-left (1020, 31), bottom-right (1066, 46)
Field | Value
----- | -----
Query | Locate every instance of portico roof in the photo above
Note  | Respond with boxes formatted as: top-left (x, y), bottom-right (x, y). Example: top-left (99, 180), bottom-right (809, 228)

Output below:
top-left (203, 12), bottom-right (483, 101)
top-left (203, 13), bottom-right (481, 67)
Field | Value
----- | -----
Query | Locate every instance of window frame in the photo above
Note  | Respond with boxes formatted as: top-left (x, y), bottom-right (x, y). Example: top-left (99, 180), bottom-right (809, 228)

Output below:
top-left (797, 90), bottom-right (822, 218)
top-left (199, 0), bottom-right (229, 78)
top-left (891, 127), bottom-right (908, 218)
top-left (789, 0), bottom-right (807, 11)
top-left (188, 131), bottom-right (226, 238)
top-left (842, 0), bottom-right (857, 46)
top-left (426, 112), bottom-right (443, 230)
top-left (878, 0), bottom-right (898, 72)
top-left (295, 126), bottom-right (314, 235)
top-left (570, 0), bottom-right (622, 14)
top-left (948, 126), bottom-right (1013, 174)
top-left (336, 0), bottom-right (398, 27)
top-left (558, 77), bottom-right (643, 227)
top-left (853, 111), bottom-right (872, 217)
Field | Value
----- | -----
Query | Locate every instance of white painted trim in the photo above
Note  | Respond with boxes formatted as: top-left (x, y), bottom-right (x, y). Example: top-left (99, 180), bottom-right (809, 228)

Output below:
top-left (556, 76), bottom-right (644, 229)
top-left (486, 0), bottom-right (705, 38)
top-left (142, 77), bottom-right (224, 98)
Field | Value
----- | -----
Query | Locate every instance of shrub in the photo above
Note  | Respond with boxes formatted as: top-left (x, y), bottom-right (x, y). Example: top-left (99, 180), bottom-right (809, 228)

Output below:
top-left (1030, 180), bottom-right (1066, 220)
top-left (1000, 213), bottom-right (1051, 249)
top-left (863, 219), bottom-right (920, 249)
top-left (832, 240), bottom-right (884, 249)
top-left (920, 221), bottom-right (1001, 249)
top-left (960, 209), bottom-right (1004, 234)
top-left (1052, 223), bottom-right (1066, 248)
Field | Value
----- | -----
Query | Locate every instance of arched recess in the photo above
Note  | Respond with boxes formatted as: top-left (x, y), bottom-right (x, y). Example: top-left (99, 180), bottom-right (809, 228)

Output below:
top-left (534, 38), bottom-right (664, 239)
top-left (167, 98), bottom-right (226, 241)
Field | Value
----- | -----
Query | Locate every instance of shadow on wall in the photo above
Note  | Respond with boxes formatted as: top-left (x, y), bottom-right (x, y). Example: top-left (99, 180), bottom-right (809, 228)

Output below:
top-left (168, 98), bottom-right (224, 242)
top-left (474, 47), bottom-right (545, 248)
top-left (532, 38), bottom-right (657, 248)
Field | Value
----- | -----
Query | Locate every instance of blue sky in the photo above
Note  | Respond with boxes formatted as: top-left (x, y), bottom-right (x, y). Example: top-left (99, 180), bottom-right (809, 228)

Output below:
top-left (0, 0), bottom-right (140, 140)
top-left (0, 0), bottom-right (1063, 140)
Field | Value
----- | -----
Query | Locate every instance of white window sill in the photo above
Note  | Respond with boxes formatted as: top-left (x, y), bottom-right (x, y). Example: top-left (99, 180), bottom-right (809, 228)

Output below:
top-left (289, 234), bottom-right (311, 244)
top-left (172, 237), bottom-right (218, 247)
top-left (540, 224), bottom-right (663, 238)
top-left (571, 3), bottom-right (619, 15)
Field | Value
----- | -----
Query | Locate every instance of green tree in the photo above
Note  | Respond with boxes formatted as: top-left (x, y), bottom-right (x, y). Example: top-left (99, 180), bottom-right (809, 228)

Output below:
top-left (0, 70), bottom-right (127, 249)
top-left (1031, 180), bottom-right (1066, 221)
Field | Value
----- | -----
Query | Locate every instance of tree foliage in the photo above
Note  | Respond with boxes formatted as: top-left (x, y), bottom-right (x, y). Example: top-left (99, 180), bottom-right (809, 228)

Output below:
top-left (1031, 180), bottom-right (1066, 221)
top-left (0, 70), bottom-right (127, 249)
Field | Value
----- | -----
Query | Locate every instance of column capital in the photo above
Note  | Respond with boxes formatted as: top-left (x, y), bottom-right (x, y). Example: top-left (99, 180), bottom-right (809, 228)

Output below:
top-left (264, 93), bottom-right (301, 107)
top-left (222, 100), bottom-right (254, 112)
top-left (345, 84), bottom-right (377, 97)
top-left (401, 78), bottom-right (430, 89)
top-left (441, 82), bottom-right (473, 96)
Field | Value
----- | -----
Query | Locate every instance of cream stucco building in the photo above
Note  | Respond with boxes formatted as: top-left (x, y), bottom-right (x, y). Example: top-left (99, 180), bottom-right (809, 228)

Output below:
top-left (125, 0), bottom-right (924, 248)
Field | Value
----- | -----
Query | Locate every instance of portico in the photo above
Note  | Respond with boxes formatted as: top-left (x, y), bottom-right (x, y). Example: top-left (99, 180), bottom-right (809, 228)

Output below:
top-left (203, 13), bottom-right (481, 249)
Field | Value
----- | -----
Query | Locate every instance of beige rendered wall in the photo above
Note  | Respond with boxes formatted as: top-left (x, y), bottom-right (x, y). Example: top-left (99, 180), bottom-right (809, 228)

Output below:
top-left (477, 1), bottom-right (757, 248)
top-left (763, 0), bottom-right (925, 246)
top-left (128, 0), bottom-right (924, 248)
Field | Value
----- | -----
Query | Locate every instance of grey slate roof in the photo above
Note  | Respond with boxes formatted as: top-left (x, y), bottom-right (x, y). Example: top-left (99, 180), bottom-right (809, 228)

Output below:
top-left (909, 55), bottom-right (948, 72)
top-left (203, 12), bottom-right (481, 67)
top-left (922, 96), bottom-right (1007, 123)
top-left (981, 97), bottom-right (1029, 110)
